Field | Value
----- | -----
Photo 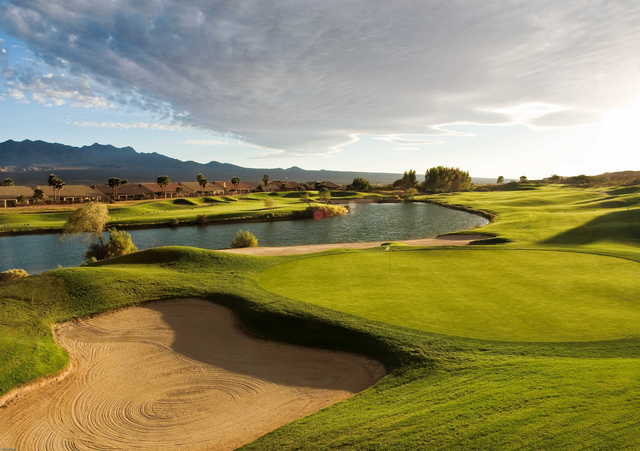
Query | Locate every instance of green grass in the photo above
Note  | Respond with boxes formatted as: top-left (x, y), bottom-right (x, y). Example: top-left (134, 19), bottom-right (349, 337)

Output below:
top-left (1, 183), bottom-right (640, 448)
top-left (0, 190), bottom-right (388, 233)
top-left (0, 192), bottom-right (313, 233)
top-left (257, 248), bottom-right (640, 342)
top-left (418, 184), bottom-right (640, 254)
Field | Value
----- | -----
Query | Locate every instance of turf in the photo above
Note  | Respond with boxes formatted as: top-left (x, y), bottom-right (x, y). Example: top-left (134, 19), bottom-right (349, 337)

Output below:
top-left (1, 183), bottom-right (639, 449)
top-left (257, 248), bottom-right (640, 342)
top-left (419, 184), bottom-right (640, 253)
top-left (0, 191), bottom-right (375, 233)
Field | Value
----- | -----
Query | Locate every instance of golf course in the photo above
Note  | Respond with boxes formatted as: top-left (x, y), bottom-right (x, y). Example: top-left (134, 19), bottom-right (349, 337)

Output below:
top-left (1, 184), bottom-right (639, 449)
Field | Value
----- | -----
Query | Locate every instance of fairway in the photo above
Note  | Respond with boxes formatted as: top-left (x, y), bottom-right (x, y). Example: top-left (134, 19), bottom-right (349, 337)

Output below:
top-left (257, 249), bottom-right (640, 342)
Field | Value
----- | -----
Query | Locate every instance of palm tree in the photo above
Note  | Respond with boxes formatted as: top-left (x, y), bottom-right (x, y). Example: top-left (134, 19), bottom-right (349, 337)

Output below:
top-left (157, 175), bottom-right (171, 198)
top-left (196, 173), bottom-right (208, 193)
top-left (231, 176), bottom-right (240, 194)
top-left (496, 176), bottom-right (504, 184)
top-left (107, 177), bottom-right (127, 200)
top-left (262, 174), bottom-right (270, 191)
top-left (32, 188), bottom-right (44, 205)
top-left (48, 173), bottom-right (65, 202)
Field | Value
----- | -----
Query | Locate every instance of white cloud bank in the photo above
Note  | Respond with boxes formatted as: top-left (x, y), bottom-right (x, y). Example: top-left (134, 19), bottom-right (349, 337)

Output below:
top-left (1, 1), bottom-right (640, 154)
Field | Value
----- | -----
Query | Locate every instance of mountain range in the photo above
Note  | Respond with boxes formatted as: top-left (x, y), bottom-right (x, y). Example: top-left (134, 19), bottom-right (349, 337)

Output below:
top-left (0, 139), bottom-right (499, 185)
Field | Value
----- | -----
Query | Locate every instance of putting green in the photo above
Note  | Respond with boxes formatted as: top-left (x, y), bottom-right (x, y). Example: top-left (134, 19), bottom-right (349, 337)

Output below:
top-left (257, 249), bottom-right (640, 342)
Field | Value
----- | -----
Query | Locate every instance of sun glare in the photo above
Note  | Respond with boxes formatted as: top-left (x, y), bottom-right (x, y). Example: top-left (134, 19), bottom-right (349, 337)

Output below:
top-left (597, 99), bottom-right (640, 166)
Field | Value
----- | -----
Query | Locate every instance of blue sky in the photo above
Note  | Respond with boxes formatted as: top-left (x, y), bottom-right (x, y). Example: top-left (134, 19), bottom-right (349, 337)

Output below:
top-left (1, 2), bottom-right (639, 178)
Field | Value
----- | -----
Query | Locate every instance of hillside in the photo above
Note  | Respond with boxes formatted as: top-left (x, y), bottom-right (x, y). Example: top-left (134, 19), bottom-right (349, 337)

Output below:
top-left (0, 140), bottom-right (501, 185)
top-left (0, 139), bottom-right (405, 185)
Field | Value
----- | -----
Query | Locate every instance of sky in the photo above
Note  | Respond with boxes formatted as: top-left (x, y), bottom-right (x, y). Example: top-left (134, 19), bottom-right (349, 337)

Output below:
top-left (1, 1), bottom-right (639, 179)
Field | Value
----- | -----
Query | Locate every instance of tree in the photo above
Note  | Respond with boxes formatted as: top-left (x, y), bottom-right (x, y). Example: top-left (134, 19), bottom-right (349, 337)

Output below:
top-left (393, 170), bottom-right (417, 189)
top-left (496, 176), bottom-right (504, 184)
top-left (48, 173), bottom-right (65, 202)
top-left (1, 178), bottom-right (15, 186)
top-left (196, 173), bottom-right (208, 192)
top-left (107, 177), bottom-right (127, 200)
top-left (157, 175), bottom-right (171, 198)
top-left (519, 176), bottom-right (528, 183)
top-left (63, 202), bottom-right (109, 236)
top-left (86, 229), bottom-right (138, 262)
top-left (349, 177), bottom-right (371, 191)
top-left (16, 195), bottom-right (25, 205)
top-left (318, 188), bottom-right (332, 203)
top-left (32, 188), bottom-right (44, 204)
top-left (231, 176), bottom-right (240, 193)
top-left (262, 174), bottom-right (270, 190)
top-left (423, 166), bottom-right (472, 193)
top-left (176, 186), bottom-right (184, 197)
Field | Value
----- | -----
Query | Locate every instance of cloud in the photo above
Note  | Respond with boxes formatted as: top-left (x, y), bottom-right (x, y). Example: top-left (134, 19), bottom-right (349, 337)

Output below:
top-left (72, 121), bottom-right (184, 131)
top-left (184, 139), bottom-right (228, 145)
top-left (1, 1), bottom-right (640, 154)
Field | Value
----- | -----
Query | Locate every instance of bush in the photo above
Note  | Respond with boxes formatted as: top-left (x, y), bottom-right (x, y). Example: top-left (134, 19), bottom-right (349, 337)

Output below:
top-left (0, 268), bottom-right (29, 282)
top-left (307, 205), bottom-right (349, 219)
top-left (85, 229), bottom-right (138, 261)
top-left (231, 230), bottom-right (259, 248)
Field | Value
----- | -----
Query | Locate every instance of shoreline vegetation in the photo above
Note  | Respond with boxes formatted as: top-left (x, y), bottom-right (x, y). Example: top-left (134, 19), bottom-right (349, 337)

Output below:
top-left (0, 191), bottom-right (385, 236)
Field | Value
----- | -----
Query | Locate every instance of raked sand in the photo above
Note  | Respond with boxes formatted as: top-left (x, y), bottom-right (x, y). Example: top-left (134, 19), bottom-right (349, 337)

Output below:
top-left (222, 233), bottom-right (487, 256)
top-left (0, 299), bottom-right (384, 450)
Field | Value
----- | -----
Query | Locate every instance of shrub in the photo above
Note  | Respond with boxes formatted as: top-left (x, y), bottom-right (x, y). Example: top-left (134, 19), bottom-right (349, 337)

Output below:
top-left (424, 166), bottom-right (472, 193)
top-left (348, 177), bottom-right (371, 191)
top-left (0, 268), bottom-right (29, 282)
top-left (307, 205), bottom-right (348, 219)
top-left (86, 229), bottom-right (138, 261)
top-left (231, 230), bottom-right (259, 248)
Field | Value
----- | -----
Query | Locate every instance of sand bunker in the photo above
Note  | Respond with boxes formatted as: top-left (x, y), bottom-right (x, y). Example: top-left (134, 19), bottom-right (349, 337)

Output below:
top-left (0, 299), bottom-right (384, 450)
top-left (222, 233), bottom-right (486, 256)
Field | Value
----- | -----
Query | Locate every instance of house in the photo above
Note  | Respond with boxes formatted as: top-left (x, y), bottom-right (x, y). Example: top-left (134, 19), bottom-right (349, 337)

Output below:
top-left (179, 181), bottom-right (225, 196)
top-left (35, 185), bottom-right (104, 203)
top-left (264, 180), bottom-right (304, 192)
top-left (0, 186), bottom-right (35, 207)
top-left (317, 180), bottom-right (341, 190)
top-left (138, 182), bottom-right (196, 198)
top-left (234, 181), bottom-right (257, 194)
top-left (94, 183), bottom-right (156, 201)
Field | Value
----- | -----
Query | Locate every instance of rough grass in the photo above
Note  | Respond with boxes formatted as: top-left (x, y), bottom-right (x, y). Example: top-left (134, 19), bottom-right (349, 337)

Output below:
top-left (0, 191), bottom-right (370, 233)
top-left (1, 183), bottom-right (640, 449)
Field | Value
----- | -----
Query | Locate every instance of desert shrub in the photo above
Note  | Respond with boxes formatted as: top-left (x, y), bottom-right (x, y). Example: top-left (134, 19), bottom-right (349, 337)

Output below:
top-left (63, 202), bottom-right (109, 235)
top-left (0, 268), bottom-right (29, 282)
top-left (85, 229), bottom-right (138, 261)
top-left (231, 230), bottom-right (259, 248)
top-left (307, 205), bottom-right (348, 219)
top-left (173, 198), bottom-right (197, 206)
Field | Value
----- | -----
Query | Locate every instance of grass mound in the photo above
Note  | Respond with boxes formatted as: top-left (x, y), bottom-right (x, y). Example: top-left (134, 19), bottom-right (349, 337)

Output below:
top-left (172, 198), bottom-right (198, 206)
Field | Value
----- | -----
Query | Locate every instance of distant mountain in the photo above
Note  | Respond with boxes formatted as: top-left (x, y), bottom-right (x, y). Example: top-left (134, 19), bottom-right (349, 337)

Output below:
top-left (0, 139), bottom-right (496, 186)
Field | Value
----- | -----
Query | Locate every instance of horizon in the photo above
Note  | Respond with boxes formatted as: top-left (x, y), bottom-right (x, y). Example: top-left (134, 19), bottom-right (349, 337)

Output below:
top-left (1, 2), bottom-right (640, 179)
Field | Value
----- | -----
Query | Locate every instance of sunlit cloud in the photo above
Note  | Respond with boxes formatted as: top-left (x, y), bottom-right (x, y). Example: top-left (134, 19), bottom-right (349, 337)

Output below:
top-left (72, 121), bottom-right (184, 131)
top-left (1, 1), bottom-right (639, 156)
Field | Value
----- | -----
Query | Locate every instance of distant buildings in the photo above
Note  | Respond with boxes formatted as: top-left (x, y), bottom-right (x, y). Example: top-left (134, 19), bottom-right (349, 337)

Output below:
top-left (0, 179), bottom-right (263, 207)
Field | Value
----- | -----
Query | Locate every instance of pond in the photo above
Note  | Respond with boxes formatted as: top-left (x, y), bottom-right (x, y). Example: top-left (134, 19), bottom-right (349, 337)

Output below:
top-left (0, 202), bottom-right (488, 273)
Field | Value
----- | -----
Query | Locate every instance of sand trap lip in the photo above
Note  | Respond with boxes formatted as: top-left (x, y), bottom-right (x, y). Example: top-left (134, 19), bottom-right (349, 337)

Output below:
top-left (0, 298), bottom-right (384, 450)
top-left (221, 233), bottom-right (486, 256)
